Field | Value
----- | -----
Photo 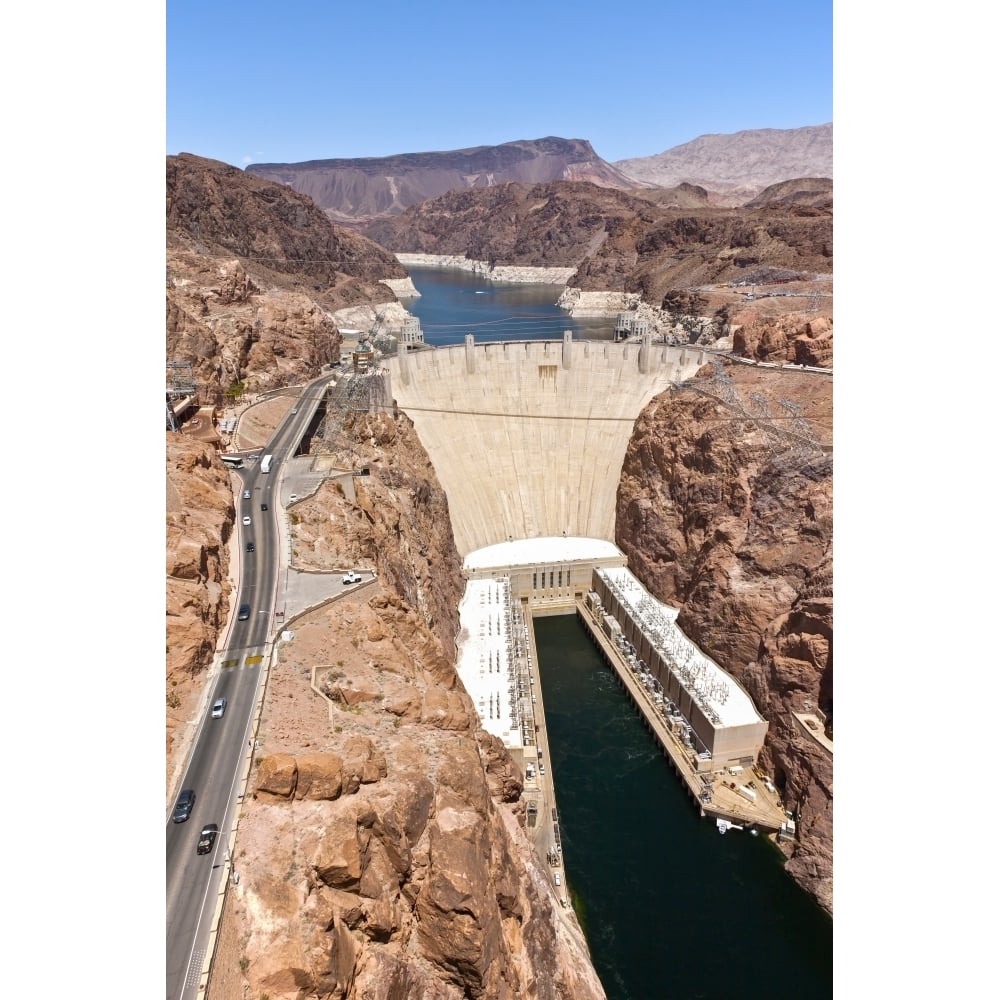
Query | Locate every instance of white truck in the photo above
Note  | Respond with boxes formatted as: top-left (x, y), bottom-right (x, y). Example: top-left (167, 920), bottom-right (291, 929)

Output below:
top-left (260, 454), bottom-right (273, 474)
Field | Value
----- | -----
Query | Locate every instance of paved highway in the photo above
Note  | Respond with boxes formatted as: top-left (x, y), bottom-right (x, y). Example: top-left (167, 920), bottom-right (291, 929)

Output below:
top-left (165, 372), bottom-right (334, 1000)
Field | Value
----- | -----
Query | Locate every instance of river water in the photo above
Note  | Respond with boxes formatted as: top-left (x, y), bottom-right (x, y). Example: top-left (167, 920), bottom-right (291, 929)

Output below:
top-left (536, 616), bottom-right (832, 1000)
top-left (403, 266), bottom-right (833, 999)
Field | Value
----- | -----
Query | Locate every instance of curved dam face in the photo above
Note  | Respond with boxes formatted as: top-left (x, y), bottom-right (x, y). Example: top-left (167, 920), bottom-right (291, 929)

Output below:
top-left (384, 334), bottom-right (709, 557)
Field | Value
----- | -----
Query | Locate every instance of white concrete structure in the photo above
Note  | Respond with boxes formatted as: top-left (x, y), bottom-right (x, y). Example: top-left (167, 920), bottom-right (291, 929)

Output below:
top-left (385, 333), bottom-right (763, 770)
top-left (384, 334), bottom-right (708, 557)
top-left (457, 577), bottom-right (534, 748)
top-left (591, 567), bottom-right (767, 768)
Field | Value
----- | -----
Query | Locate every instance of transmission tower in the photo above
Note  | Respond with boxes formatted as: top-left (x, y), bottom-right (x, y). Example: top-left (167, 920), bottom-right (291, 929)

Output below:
top-left (166, 361), bottom-right (197, 431)
top-left (747, 392), bottom-right (782, 458)
top-left (709, 357), bottom-right (738, 406)
top-left (777, 399), bottom-right (821, 464)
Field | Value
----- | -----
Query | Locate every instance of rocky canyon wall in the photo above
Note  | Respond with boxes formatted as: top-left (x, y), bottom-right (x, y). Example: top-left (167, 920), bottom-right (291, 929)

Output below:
top-left (615, 360), bottom-right (833, 914)
top-left (203, 409), bottom-right (606, 1000)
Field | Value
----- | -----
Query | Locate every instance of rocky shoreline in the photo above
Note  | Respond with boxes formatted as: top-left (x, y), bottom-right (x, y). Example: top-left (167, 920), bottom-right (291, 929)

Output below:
top-left (378, 254), bottom-right (731, 349)
top-left (394, 252), bottom-right (577, 286)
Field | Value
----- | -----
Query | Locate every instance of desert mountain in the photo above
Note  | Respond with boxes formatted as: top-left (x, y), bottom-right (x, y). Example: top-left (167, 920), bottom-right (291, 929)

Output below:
top-left (615, 124), bottom-right (833, 205)
top-left (168, 153), bottom-right (405, 293)
top-left (362, 179), bottom-right (832, 311)
top-left (166, 153), bottom-right (406, 402)
top-left (744, 176), bottom-right (833, 211)
top-left (247, 137), bottom-right (641, 226)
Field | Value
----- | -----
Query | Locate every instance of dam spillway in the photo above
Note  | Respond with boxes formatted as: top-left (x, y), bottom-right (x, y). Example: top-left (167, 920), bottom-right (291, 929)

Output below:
top-left (384, 333), bottom-right (708, 557)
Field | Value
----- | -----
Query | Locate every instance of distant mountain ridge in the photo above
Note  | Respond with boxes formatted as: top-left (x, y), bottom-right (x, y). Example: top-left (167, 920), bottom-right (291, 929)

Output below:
top-left (247, 137), bottom-right (639, 226)
top-left (246, 126), bottom-right (832, 223)
top-left (614, 124), bottom-right (832, 205)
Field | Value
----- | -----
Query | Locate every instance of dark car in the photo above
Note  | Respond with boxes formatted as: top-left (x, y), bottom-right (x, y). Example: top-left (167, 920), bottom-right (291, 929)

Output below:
top-left (246, 541), bottom-right (255, 553)
top-left (172, 789), bottom-right (196, 823)
top-left (238, 603), bottom-right (251, 621)
top-left (260, 502), bottom-right (268, 512)
top-left (197, 823), bottom-right (219, 855)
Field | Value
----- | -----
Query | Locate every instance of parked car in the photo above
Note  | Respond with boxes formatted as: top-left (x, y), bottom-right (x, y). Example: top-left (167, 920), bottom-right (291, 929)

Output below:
top-left (289, 493), bottom-right (299, 502)
top-left (211, 697), bottom-right (227, 719)
top-left (197, 824), bottom-right (219, 855)
top-left (343, 571), bottom-right (362, 584)
top-left (238, 603), bottom-right (250, 621)
top-left (172, 789), bottom-right (196, 823)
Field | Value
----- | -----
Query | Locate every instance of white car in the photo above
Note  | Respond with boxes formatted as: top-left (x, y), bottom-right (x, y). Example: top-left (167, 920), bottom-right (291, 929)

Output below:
top-left (288, 493), bottom-right (299, 502)
top-left (242, 490), bottom-right (251, 499)
top-left (343, 571), bottom-right (362, 585)
top-left (242, 515), bottom-right (251, 526)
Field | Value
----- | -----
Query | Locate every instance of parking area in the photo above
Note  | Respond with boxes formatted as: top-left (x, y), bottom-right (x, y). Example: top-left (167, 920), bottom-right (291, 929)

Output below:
top-left (279, 455), bottom-right (329, 507)
top-left (278, 567), bottom-right (375, 625)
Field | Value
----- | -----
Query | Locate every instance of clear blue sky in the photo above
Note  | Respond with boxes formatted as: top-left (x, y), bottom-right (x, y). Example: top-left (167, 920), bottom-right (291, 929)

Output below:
top-left (167, 0), bottom-right (831, 167)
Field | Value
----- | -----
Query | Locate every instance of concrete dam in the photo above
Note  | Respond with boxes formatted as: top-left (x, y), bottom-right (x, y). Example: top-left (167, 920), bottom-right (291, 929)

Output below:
top-left (384, 333), bottom-right (709, 559)
top-left (381, 332), bottom-right (782, 836)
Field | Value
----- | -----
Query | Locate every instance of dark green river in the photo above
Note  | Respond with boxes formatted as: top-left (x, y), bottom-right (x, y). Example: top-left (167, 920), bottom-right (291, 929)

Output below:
top-left (534, 615), bottom-right (832, 1000)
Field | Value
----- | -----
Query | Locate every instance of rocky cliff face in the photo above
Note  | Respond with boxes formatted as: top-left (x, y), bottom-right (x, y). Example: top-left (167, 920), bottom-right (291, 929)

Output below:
top-left (247, 137), bottom-right (641, 225)
top-left (205, 409), bottom-right (606, 1000)
top-left (615, 361), bottom-right (833, 914)
top-left (730, 312), bottom-right (834, 367)
top-left (167, 154), bottom-right (406, 403)
top-left (166, 433), bottom-right (235, 768)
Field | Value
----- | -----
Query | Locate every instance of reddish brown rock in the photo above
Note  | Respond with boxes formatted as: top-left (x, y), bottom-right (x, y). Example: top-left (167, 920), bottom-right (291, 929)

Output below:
top-left (732, 311), bottom-right (834, 368)
top-left (420, 686), bottom-right (475, 731)
top-left (341, 736), bottom-right (387, 786)
top-left (255, 754), bottom-right (298, 799)
top-left (477, 731), bottom-right (525, 804)
top-left (294, 753), bottom-right (344, 801)
top-left (311, 809), bottom-right (365, 891)
top-left (617, 361), bottom-right (833, 914)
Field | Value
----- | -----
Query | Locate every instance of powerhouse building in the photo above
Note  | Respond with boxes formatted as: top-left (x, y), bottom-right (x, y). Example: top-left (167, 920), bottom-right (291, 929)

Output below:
top-left (591, 567), bottom-right (768, 770)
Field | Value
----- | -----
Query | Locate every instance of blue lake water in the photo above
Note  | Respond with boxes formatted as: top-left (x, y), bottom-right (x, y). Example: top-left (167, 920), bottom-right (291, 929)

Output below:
top-left (404, 266), bottom-right (833, 999)
top-left (401, 266), bottom-right (616, 345)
